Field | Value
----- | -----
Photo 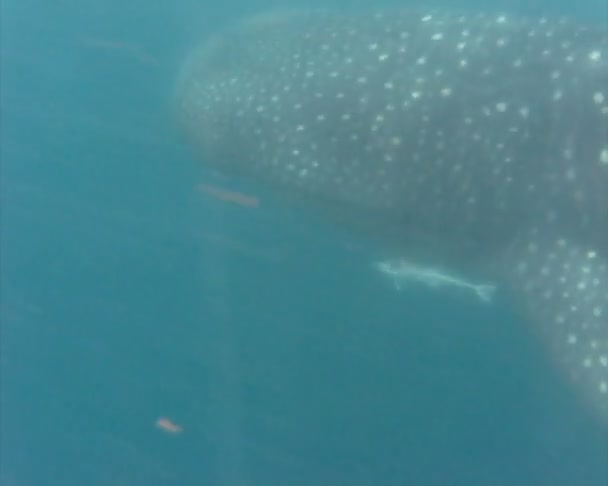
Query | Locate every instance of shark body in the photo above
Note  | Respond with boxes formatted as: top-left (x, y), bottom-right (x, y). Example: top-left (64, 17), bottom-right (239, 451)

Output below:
top-left (174, 9), bottom-right (608, 424)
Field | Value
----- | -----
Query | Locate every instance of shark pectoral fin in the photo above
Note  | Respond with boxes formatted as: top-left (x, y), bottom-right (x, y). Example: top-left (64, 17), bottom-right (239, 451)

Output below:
top-left (474, 284), bottom-right (496, 303)
top-left (504, 234), bottom-right (608, 424)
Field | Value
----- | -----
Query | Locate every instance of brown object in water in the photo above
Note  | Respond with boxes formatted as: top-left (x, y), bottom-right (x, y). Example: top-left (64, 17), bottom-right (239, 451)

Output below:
top-left (198, 183), bottom-right (260, 208)
top-left (155, 417), bottom-right (182, 434)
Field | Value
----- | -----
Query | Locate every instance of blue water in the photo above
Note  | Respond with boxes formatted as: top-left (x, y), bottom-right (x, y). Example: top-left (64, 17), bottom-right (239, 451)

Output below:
top-left (2, 1), bottom-right (607, 484)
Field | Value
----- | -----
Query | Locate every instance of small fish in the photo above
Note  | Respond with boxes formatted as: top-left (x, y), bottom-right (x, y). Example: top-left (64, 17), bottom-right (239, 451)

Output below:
top-left (155, 417), bottom-right (183, 434)
top-left (375, 259), bottom-right (496, 303)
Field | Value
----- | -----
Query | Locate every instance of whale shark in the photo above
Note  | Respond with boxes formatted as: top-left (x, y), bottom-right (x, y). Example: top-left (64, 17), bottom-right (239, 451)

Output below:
top-left (174, 9), bottom-right (608, 424)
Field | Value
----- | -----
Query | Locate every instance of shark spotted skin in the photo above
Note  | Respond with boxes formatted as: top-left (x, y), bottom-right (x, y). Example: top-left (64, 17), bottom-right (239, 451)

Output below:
top-left (174, 9), bottom-right (608, 424)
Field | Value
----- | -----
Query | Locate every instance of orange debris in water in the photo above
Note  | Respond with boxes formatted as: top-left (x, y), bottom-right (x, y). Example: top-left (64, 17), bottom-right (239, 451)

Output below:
top-left (80, 37), bottom-right (159, 65)
top-left (155, 417), bottom-right (182, 434)
top-left (197, 183), bottom-right (260, 208)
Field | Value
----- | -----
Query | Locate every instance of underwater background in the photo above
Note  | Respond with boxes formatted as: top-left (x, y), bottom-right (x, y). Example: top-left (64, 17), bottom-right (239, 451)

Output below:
top-left (1, 0), bottom-right (607, 484)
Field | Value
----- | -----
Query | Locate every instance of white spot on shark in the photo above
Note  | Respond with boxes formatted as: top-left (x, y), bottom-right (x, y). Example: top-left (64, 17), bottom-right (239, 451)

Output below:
top-left (588, 50), bottom-right (602, 62)
top-left (593, 92), bottom-right (605, 104)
